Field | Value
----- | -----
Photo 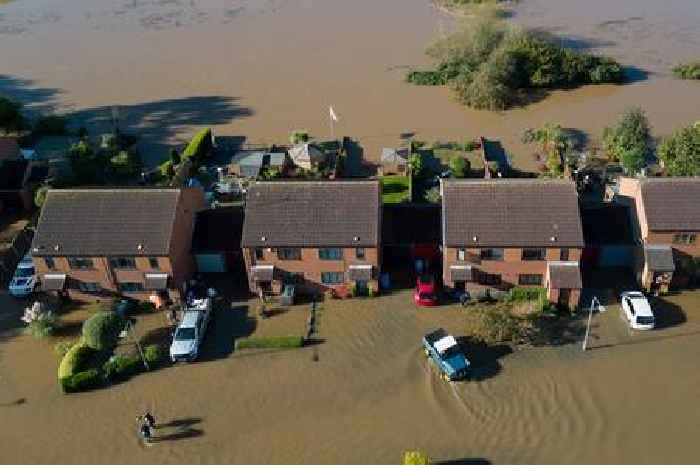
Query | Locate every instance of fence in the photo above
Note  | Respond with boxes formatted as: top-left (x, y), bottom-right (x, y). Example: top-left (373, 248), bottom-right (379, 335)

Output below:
top-left (0, 226), bottom-right (34, 286)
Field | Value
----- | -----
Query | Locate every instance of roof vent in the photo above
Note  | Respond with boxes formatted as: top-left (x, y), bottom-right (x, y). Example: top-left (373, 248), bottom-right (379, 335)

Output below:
top-left (33, 247), bottom-right (39, 253)
top-left (353, 236), bottom-right (360, 242)
top-left (261, 236), bottom-right (267, 242)
top-left (472, 235), bottom-right (478, 242)
top-left (550, 236), bottom-right (557, 242)
top-left (137, 243), bottom-right (144, 251)
top-left (54, 244), bottom-right (60, 251)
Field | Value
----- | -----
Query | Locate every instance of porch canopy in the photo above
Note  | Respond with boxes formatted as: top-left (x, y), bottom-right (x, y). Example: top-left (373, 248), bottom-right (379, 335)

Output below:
top-left (251, 265), bottom-right (274, 282)
top-left (644, 245), bottom-right (675, 272)
top-left (144, 273), bottom-right (169, 291)
top-left (347, 265), bottom-right (372, 281)
top-left (450, 265), bottom-right (473, 282)
top-left (40, 273), bottom-right (66, 291)
top-left (547, 262), bottom-right (582, 289)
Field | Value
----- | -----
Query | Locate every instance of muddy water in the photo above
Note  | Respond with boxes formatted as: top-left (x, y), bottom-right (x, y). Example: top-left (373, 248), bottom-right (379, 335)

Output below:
top-left (0, 0), bottom-right (698, 166)
top-left (1, 291), bottom-right (700, 465)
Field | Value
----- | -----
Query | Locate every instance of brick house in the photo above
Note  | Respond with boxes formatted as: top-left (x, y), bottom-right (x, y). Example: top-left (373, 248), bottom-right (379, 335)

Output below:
top-left (615, 177), bottom-right (700, 293)
top-left (441, 179), bottom-right (585, 309)
top-left (31, 188), bottom-right (205, 302)
top-left (242, 181), bottom-right (381, 296)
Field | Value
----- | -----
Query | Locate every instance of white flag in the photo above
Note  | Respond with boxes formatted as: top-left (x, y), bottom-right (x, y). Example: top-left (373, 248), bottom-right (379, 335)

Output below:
top-left (329, 106), bottom-right (339, 122)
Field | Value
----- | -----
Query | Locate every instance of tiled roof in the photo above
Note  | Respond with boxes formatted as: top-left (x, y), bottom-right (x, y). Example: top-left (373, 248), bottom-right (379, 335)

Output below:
top-left (548, 262), bottom-right (583, 289)
top-left (32, 189), bottom-right (182, 256)
top-left (639, 177), bottom-right (700, 231)
top-left (242, 181), bottom-right (380, 247)
top-left (442, 179), bottom-right (584, 247)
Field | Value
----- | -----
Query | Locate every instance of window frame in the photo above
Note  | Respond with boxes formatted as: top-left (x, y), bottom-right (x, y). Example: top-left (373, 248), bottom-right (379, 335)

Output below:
top-left (457, 248), bottom-right (466, 261)
top-left (321, 271), bottom-right (344, 284)
top-left (148, 257), bottom-right (160, 269)
top-left (109, 257), bottom-right (137, 269)
top-left (356, 248), bottom-right (365, 259)
top-left (118, 282), bottom-right (145, 293)
top-left (254, 248), bottom-right (264, 260)
top-left (319, 248), bottom-right (343, 260)
top-left (68, 257), bottom-right (94, 270)
top-left (277, 248), bottom-right (301, 261)
top-left (78, 282), bottom-right (101, 293)
top-left (478, 272), bottom-right (502, 286)
top-left (521, 248), bottom-right (546, 261)
top-left (560, 248), bottom-right (570, 261)
top-left (673, 233), bottom-right (697, 245)
top-left (480, 248), bottom-right (504, 261)
top-left (44, 257), bottom-right (56, 270)
top-left (518, 274), bottom-right (543, 286)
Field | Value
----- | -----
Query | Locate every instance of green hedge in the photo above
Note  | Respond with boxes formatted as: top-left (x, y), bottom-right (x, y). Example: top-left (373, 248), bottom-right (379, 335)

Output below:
top-left (58, 343), bottom-right (97, 379)
top-left (235, 336), bottom-right (304, 350)
top-left (61, 369), bottom-right (102, 393)
top-left (181, 128), bottom-right (212, 163)
top-left (144, 344), bottom-right (166, 366)
top-left (102, 355), bottom-right (143, 382)
top-left (505, 287), bottom-right (547, 303)
top-left (82, 312), bottom-right (125, 351)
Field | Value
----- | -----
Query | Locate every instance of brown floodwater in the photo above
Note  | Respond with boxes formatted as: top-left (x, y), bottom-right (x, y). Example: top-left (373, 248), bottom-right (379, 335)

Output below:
top-left (0, 0), bottom-right (698, 166)
top-left (1, 290), bottom-right (700, 465)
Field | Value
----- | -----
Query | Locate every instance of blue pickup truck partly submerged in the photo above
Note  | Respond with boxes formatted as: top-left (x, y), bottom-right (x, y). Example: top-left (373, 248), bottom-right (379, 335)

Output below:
top-left (423, 328), bottom-right (470, 381)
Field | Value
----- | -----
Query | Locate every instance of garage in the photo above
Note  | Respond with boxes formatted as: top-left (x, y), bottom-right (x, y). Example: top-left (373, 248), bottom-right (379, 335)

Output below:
top-left (191, 206), bottom-right (244, 274)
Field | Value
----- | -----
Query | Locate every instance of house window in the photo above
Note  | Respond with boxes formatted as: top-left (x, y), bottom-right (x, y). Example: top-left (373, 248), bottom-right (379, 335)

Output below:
top-left (356, 248), bottom-right (365, 259)
top-left (78, 282), bottom-right (101, 293)
top-left (44, 257), bottom-right (56, 270)
top-left (109, 257), bottom-right (136, 269)
top-left (277, 248), bottom-right (301, 260)
top-left (480, 248), bottom-right (504, 261)
top-left (560, 248), bottom-right (570, 261)
top-left (321, 272), bottom-right (344, 284)
top-left (519, 274), bottom-right (543, 286)
top-left (118, 282), bottom-right (145, 293)
top-left (522, 248), bottom-right (546, 261)
top-left (68, 257), bottom-right (93, 270)
top-left (673, 233), bottom-right (697, 245)
top-left (478, 272), bottom-right (502, 286)
top-left (255, 248), bottom-right (264, 260)
top-left (457, 249), bottom-right (466, 261)
top-left (283, 272), bottom-right (304, 284)
top-left (149, 257), bottom-right (159, 269)
top-left (319, 248), bottom-right (343, 260)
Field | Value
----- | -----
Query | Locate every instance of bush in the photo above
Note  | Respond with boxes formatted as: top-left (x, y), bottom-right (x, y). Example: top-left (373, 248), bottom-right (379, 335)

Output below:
top-left (102, 355), bottom-right (143, 382)
top-left (33, 115), bottom-right (67, 136)
top-left (449, 155), bottom-right (470, 178)
top-left (61, 369), bottom-right (102, 393)
top-left (466, 305), bottom-right (524, 344)
top-left (602, 107), bottom-right (651, 174)
top-left (81, 312), bottom-right (125, 351)
top-left (658, 123), bottom-right (700, 176)
top-left (672, 61), bottom-right (700, 80)
top-left (143, 344), bottom-right (166, 366)
top-left (181, 128), bottom-right (212, 163)
top-left (290, 130), bottom-right (310, 145)
top-left (109, 149), bottom-right (141, 177)
top-left (54, 339), bottom-right (77, 357)
top-left (506, 287), bottom-right (547, 303)
top-left (403, 451), bottom-right (430, 465)
top-left (235, 336), bottom-right (304, 350)
top-left (58, 343), bottom-right (98, 379)
top-left (424, 186), bottom-right (441, 203)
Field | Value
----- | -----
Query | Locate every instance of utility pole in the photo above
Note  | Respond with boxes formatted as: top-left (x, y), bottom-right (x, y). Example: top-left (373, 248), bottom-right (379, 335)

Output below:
top-left (582, 296), bottom-right (600, 351)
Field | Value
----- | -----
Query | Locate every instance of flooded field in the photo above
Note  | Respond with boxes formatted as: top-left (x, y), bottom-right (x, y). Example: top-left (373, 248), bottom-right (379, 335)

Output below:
top-left (1, 289), bottom-right (700, 465)
top-left (0, 0), bottom-right (699, 166)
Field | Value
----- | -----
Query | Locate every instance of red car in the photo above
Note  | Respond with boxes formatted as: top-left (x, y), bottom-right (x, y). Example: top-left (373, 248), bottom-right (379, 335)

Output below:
top-left (414, 275), bottom-right (439, 307)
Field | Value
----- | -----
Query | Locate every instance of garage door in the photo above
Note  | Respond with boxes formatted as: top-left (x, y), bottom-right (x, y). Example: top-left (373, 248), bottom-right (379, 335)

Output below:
top-left (195, 253), bottom-right (227, 273)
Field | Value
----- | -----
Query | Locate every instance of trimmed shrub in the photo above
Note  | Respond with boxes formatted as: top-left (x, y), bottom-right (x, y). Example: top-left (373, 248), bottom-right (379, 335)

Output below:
top-left (672, 61), bottom-right (700, 80)
top-left (102, 355), bottom-right (143, 382)
top-left (144, 344), bottom-right (166, 366)
top-left (466, 305), bottom-right (524, 344)
top-left (506, 287), bottom-right (547, 303)
top-left (82, 312), bottom-right (125, 351)
top-left (403, 451), bottom-right (430, 465)
top-left (235, 336), bottom-right (304, 350)
top-left (449, 155), bottom-right (470, 178)
top-left (181, 128), bottom-right (212, 163)
top-left (58, 343), bottom-right (97, 379)
top-left (54, 339), bottom-right (78, 357)
top-left (61, 369), bottom-right (102, 393)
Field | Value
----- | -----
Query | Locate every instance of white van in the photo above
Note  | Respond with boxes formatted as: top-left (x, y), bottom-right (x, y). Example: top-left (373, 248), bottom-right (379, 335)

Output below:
top-left (620, 291), bottom-right (655, 330)
top-left (170, 298), bottom-right (211, 362)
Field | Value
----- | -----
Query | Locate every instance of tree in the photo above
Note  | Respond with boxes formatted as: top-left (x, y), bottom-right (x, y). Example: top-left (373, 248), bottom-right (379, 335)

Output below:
top-left (424, 186), bottom-right (441, 203)
top-left (0, 97), bottom-right (25, 134)
top-left (408, 153), bottom-right (424, 178)
top-left (82, 312), bottom-right (125, 351)
top-left (522, 123), bottom-right (572, 176)
top-left (449, 155), bottom-right (470, 178)
top-left (603, 107), bottom-right (651, 174)
top-left (290, 130), bottom-right (309, 145)
top-left (658, 124), bottom-right (700, 176)
top-left (33, 115), bottom-right (67, 136)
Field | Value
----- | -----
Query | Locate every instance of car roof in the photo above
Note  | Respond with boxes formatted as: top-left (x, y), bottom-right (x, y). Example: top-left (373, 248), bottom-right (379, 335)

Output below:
top-left (623, 294), bottom-right (653, 317)
top-left (179, 311), bottom-right (201, 327)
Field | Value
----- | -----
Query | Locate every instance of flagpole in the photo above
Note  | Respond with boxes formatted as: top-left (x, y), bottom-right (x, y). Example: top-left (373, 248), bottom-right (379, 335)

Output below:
top-left (329, 107), bottom-right (335, 141)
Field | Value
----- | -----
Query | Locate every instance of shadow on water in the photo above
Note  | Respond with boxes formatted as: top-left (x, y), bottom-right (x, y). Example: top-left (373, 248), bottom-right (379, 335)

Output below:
top-left (0, 75), bottom-right (64, 115)
top-left (623, 66), bottom-right (651, 84)
top-left (435, 459), bottom-right (491, 465)
top-left (457, 339), bottom-right (513, 382)
top-left (158, 417), bottom-right (201, 428)
top-left (200, 303), bottom-right (256, 361)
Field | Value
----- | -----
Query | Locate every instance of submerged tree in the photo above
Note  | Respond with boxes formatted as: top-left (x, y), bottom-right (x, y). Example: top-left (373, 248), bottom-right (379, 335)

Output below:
top-left (658, 123), bottom-right (700, 176)
top-left (603, 107), bottom-right (652, 175)
top-left (522, 123), bottom-right (572, 176)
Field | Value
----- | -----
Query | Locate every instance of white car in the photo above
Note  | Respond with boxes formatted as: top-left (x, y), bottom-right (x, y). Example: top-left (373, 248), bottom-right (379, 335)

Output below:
top-left (620, 291), bottom-right (655, 330)
top-left (170, 298), bottom-right (211, 362)
top-left (8, 254), bottom-right (37, 298)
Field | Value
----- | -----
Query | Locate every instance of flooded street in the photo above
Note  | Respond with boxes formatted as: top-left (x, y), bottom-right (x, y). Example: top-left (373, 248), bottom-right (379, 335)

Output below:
top-left (0, 0), bottom-right (698, 166)
top-left (1, 290), bottom-right (700, 465)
